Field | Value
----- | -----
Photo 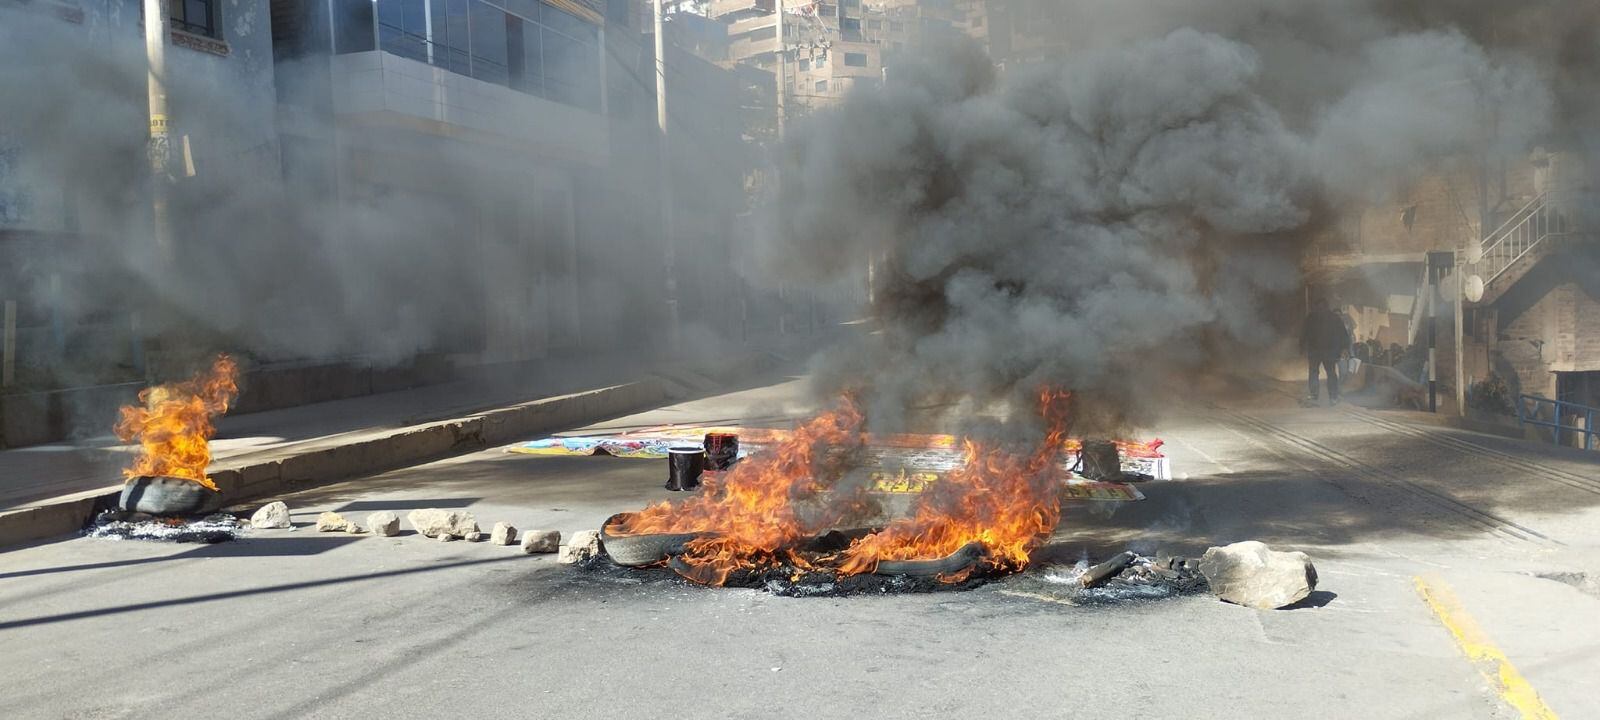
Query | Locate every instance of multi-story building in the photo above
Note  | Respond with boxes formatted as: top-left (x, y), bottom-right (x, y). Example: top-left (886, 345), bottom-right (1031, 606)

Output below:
top-left (706, 0), bottom-right (960, 115)
top-left (1306, 149), bottom-right (1598, 415)
top-left (0, 0), bottom-right (283, 383)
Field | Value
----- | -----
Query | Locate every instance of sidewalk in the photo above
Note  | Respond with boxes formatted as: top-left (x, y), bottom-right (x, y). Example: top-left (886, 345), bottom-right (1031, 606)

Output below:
top-left (0, 336), bottom-right (819, 547)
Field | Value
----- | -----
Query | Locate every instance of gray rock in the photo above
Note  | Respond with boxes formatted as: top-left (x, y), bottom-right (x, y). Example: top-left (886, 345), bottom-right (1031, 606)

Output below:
top-left (557, 529), bottom-right (600, 564)
top-left (521, 529), bottom-right (560, 554)
top-left (408, 509), bottom-right (478, 538)
top-left (249, 501), bottom-right (291, 529)
top-left (316, 511), bottom-right (356, 533)
top-left (1200, 541), bottom-right (1318, 609)
top-left (367, 511), bottom-right (401, 537)
top-left (464, 531), bottom-right (485, 542)
top-left (436, 530), bottom-right (456, 542)
top-left (491, 522), bottom-right (517, 546)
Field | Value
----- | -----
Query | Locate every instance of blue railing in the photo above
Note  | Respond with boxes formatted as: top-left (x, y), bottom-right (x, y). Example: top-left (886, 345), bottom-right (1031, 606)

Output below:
top-left (1517, 394), bottom-right (1600, 450)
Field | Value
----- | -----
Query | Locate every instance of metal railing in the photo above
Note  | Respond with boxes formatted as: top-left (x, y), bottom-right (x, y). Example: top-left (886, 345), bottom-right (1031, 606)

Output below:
top-left (1517, 394), bottom-right (1600, 451)
top-left (1476, 192), bottom-right (1575, 285)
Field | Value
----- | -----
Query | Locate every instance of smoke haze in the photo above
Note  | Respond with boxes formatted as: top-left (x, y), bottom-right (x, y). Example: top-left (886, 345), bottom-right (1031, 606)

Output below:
top-left (761, 1), bottom-right (1591, 435)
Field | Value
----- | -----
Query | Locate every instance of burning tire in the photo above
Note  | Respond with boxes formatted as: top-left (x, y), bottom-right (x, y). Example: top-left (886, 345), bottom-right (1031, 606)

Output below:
top-left (873, 541), bottom-right (986, 578)
top-left (119, 476), bottom-right (224, 516)
top-left (599, 513), bottom-right (707, 567)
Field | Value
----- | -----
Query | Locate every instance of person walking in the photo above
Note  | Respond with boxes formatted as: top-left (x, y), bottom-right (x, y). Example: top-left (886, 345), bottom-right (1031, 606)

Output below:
top-left (1302, 298), bottom-right (1352, 405)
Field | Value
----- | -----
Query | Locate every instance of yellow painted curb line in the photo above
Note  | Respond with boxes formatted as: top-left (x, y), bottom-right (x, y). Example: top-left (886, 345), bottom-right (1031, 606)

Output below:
top-left (1414, 575), bottom-right (1559, 720)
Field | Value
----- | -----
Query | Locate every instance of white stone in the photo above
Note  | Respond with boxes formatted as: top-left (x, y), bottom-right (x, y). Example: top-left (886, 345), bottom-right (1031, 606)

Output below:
top-left (521, 529), bottom-right (560, 554)
top-left (557, 529), bottom-right (599, 564)
top-left (1200, 541), bottom-right (1318, 610)
top-left (491, 522), bottom-right (517, 546)
top-left (367, 511), bottom-right (401, 537)
top-left (249, 501), bottom-right (291, 529)
top-left (316, 511), bottom-right (356, 533)
top-left (408, 509), bottom-right (478, 538)
top-left (436, 530), bottom-right (456, 542)
top-left (464, 531), bottom-right (485, 542)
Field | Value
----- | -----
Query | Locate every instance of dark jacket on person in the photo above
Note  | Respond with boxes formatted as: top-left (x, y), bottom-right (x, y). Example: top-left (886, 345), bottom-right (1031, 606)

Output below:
top-left (1301, 308), bottom-right (1351, 360)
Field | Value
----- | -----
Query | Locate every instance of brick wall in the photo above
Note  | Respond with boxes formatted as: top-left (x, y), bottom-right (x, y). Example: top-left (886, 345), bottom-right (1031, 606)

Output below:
top-left (1491, 281), bottom-right (1600, 396)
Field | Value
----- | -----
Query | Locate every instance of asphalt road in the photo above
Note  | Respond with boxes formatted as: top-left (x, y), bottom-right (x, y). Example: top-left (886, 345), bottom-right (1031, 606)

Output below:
top-left (3, 375), bottom-right (1599, 719)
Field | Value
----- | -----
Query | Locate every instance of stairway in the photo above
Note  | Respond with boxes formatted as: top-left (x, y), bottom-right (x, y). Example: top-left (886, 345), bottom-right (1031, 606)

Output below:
top-left (1469, 192), bottom-right (1579, 306)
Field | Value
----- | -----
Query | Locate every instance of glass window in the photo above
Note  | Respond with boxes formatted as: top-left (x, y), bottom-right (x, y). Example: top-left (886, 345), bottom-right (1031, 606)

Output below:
top-left (470, 1), bottom-right (510, 86)
top-left (542, 24), bottom-right (599, 111)
top-left (171, 0), bottom-right (219, 37)
top-left (844, 52), bottom-right (867, 67)
top-left (379, 0), bottom-right (429, 62)
top-left (798, 58), bottom-right (810, 71)
top-left (815, 80), bottom-right (827, 92)
top-left (841, 0), bottom-right (857, 7)
top-left (443, 0), bottom-right (472, 74)
top-left (840, 17), bottom-right (859, 30)
top-left (889, 21), bottom-right (902, 31)
top-left (505, 0), bottom-right (540, 21)
top-left (748, 26), bottom-right (775, 42)
top-left (333, 0), bottom-right (376, 53)
top-left (867, 19), bottom-right (880, 30)
top-left (814, 54), bottom-right (825, 67)
top-left (541, 2), bottom-right (589, 36)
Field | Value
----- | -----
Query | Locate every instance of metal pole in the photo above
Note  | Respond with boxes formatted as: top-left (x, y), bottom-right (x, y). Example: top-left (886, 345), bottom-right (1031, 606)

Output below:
top-left (772, 0), bottom-right (787, 336)
top-left (2, 300), bottom-right (15, 388)
top-left (653, 0), bottom-right (678, 351)
top-left (143, 0), bottom-right (173, 257)
top-left (1428, 266), bottom-right (1438, 413)
top-left (775, 0), bottom-right (785, 139)
top-left (1454, 253), bottom-right (1466, 416)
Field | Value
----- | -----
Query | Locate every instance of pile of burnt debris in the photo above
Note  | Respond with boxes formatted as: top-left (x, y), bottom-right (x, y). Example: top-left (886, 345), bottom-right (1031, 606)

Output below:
top-left (574, 545), bottom-right (1209, 600)
top-left (587, 514), bottom-right (1217, 600)
top-left (85, 510), bottom-right (246, 543)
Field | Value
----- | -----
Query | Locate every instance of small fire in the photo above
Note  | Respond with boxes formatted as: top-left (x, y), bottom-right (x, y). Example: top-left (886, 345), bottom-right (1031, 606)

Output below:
top-left (837, 388), bottom-right (1071, 576)
top-left (113, 354), bottom-right (241, 491)
top-left (612, 387), bottom-right (1075, 586)
top-left (612, 395), bottom-right (873, 586)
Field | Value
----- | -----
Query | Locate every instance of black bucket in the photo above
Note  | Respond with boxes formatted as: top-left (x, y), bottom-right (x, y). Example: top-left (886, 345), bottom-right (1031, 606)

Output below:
top-left (1077, 439), bottom-right (1123, 481)
top-left (666, 446), bottom-right (706, 491)
top-left (703, 432), bottom-right (739, 471)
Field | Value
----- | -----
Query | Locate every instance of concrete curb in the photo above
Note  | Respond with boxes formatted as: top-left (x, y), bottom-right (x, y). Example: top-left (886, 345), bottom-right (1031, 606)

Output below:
top-left (0, 347), bottom-right (792, 550)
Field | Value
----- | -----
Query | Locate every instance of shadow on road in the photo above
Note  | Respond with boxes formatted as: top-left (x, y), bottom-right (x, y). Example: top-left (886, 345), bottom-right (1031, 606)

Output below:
top-left (0, 553), bottom-right (527, 631)
top-left (0, 535), bottom-right (362, 580)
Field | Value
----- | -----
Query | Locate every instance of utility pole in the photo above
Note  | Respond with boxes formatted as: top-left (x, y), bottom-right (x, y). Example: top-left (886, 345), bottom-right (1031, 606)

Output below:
top-left (143, 0), bottom-right (173, 257)
top-left (774, 0), bottom-right (785, 140)
top-left (774, 0), bottom-right (788, 335)
top-left (653, 0), bottom-right (679, 350)
top-left (1454, 254), bottom-right (1466, 415)
top-left (1425, 251), bottom-right (1454, 413)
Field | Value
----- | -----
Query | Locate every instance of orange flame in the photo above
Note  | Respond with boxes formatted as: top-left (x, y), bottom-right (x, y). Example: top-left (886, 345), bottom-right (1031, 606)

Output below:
top-left (113, 354), bottom-right (241, 491)
top-left (615, 388), bottom-right (1075, 586)
top-left (613, 395), bottom-right (873, 585)
top-left (836, 388), bottom-right (1072, 576)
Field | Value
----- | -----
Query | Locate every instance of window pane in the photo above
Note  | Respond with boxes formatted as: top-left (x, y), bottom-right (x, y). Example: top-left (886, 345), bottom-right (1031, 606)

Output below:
top-left (541, 1), bottom-right (588, 36)
top-left (522, 22), bottom-right (544, 96)
top-left (815, 80), bottom-right (826, 91)
top-left (798, 58), bottom-right (809, 71)
top-left (183, 0), bottom-right (211, 33)
top-left (505, 0), bottom-right (539, 22)
top-left (844, 52), bottom-right (867, 66)
top-left (445, 0), bottom-right (472, 72)
top-left (470, 1), bottom-right (510, 86)
top-left (334, 0), bottom-right (377, 53)
top-left (541, 25), bottom-right (597, 109)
